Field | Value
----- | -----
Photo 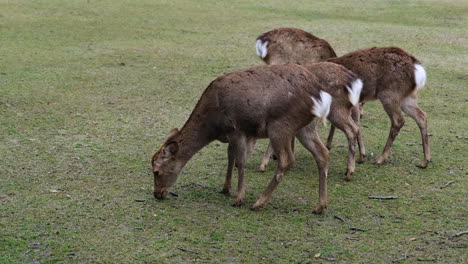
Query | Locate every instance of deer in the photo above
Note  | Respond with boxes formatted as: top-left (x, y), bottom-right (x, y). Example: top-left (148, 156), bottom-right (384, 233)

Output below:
top-left (258, 62), bottom-right (363, 181)
top-left (256, 27), bottom-right (430, 168)
top-left (256, 27), bottom-right (337, 65)
top-left (327, 47), bottom-right (430, 168)
top-left (256, 28), bottom-right (366, 179)
top-left (151, 63), bottom-right (366, 214)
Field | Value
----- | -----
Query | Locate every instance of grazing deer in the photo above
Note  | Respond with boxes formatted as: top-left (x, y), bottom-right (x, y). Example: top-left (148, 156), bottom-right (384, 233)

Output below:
top-left (256, 28), bottom-right (429, 168)
top-left (256, 27), bottom-right (337, 65)
top-left (258, 62), bottom-right (363, 181)
top-left (327, 47), bottom-right (429, 168)
top-left (152, 64), bottom-right (337, 213)
top-left (256, 28), bottom-right (365, 178)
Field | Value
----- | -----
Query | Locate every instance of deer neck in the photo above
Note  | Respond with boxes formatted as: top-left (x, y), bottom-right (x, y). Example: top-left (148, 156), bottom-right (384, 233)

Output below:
top-left (174, 118), bottom-right (214, 165)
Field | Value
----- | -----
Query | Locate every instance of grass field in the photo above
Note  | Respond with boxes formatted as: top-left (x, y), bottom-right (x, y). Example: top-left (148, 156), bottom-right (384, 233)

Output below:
top-left (1, 0), bottom-right (467, 263)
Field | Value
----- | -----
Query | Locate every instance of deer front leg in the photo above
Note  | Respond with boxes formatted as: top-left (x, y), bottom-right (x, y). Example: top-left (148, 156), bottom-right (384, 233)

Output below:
top-left (352, 105), bottom-right (366, 163)
top-left (229, 135), bottom-right (248, 207)
top-left (326, 125), bottom-right (336, 150)
top-left (221, 144), bottom-right (235, 195)
top-left (258, 142), bottom-right (274, 172)
top-left (343, 121), bottom-right (358, 181)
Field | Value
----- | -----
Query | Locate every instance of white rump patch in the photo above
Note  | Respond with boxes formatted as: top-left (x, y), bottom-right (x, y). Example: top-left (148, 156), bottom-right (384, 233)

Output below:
top-left (311, 91), bottom-right (332, 121)
top-left (346, 79), bottom-right (363, 106)
top-left (255, 39), bottom-right (268, 58)
top-left (414, 64), bottom-right (426, 91)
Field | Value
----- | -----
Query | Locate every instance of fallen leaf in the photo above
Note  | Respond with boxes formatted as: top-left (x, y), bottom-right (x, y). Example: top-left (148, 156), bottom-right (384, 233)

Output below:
top-left (314, 253), bottom-right (321, 258)
top-left (410, 237), bottom-right (417, 241)
top-left (92, 121), bottom-right (98, 125)
top-left (405, 183), bottom-right (411, 186)
top-left (120, 61), bottom-right (126, 66)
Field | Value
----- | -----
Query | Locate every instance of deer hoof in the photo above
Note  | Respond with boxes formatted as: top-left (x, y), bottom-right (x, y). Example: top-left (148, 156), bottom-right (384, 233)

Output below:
top-left (256, 168), bottom-right (266, 173)
top-left (344, 171), bottom-right (353, 181)
top-left (219, 188), bottom-right (230, 195)
top-left (357, 155), bottom-right (366, 164)
top-left (231, 200), bottom-right (244, 207)
top-left (249, 205), bottom-right (261, 211)
top-left (374, 158), bottom-right (385, 165)
top-left (313, 205), bottom-right (327, 214)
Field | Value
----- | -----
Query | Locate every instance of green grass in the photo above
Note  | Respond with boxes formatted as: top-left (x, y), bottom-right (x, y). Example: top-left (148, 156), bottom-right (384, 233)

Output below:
top-left (1, 0), bottom-right (467, 263)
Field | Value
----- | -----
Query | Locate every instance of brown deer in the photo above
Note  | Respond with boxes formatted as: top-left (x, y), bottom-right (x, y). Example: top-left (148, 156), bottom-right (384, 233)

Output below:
top-left (327, 47), bottom-right (430, 168)
top-left (152, 64), bottom-right (338, 213)
top-left (256, 27), bottom-right (336, 65)
top-left (257, 28), bottom-right (429, 168)
top-left (258, 62), bottom-right (363, 181)
top-left (256, 28), bottom-right (366, 178)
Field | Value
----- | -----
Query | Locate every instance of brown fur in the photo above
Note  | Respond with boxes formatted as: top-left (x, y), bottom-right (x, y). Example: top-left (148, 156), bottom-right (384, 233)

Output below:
top-left (152, 64), bottom-right (332, 213)
top-left (255, 27), bottom-right (430, 170)
top-left (326, 47), bottom-right (430, 168)
top-left (258, 62), bottom-right (363, 180)
top-left (328, 47), bottom-right (419, 101)
top-left (257, 28), bottom-right (336, 65)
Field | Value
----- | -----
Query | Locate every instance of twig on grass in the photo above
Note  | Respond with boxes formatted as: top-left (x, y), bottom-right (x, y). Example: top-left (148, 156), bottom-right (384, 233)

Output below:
top-left (454, 231), bottom-right (468, 237)
top-left (350, 227), bottom-right (368, 232)
top-left (334, 215), bottom-right (345, 222)
top-left (440, 180), bottom-right (457, 189)
top-left (417, 258), bottom-right (437, 262)
top-left (177, 247), bottom-right (199, 254)
top-left (392, 255), bottom-right (408, 263)
top-left (368, 196), bottom-right (398, 200)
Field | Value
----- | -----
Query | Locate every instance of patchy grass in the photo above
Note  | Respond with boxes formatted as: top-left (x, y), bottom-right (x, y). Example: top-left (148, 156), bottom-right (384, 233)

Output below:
top-left (1, 0), bottom-right (467, 263)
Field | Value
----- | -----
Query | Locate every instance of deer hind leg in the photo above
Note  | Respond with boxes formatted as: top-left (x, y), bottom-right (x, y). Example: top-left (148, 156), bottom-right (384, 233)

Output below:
top-left (295, 121), bottom-right (330, 214)
top-left (376, 98), bottom-right (405, 165)
top-left (352, 105), bottom-right (366, 163)
top-left (401, 95), bottom-right (431, 168)
top-left (251, 133), bottom-right (295, 210)
top-left (221, 144), bottom-right (235, 195)
top-left (226, 134), bottom-right (248, 207)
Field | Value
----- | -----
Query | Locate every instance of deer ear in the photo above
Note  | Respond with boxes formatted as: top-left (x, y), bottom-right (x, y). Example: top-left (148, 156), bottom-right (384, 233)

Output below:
top-left (163, 141), bottom-right (178, 157)
top-left (166, 128), bottom-right (179, 141)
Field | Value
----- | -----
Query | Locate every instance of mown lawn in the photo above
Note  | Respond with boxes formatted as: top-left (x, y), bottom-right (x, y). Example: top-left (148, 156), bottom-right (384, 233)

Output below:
top-left (1, 0), bottom-right (467, 263)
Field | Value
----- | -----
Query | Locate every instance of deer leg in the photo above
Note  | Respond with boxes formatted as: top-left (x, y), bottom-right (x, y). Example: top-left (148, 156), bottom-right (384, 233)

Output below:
top-left (246, 137), bottom-right (257, 160)
top-left (258, 141), bottom-right (274, 172)
top-left (376, 100), bottom-right (405, 165)
top-left (352, 105), bottom-right (366, 163)
top-left (326, 125), bottom-right (336, 150)
top-left (295, 121), bottom-right (330, 214)
top-left (332, 116), bottom-right (359, 181)
top-left (359, 102), bottom-right (365, 118)
top-left (231, 135), bottom-right (248, 207)
top-left (221, 144), bottom-right (235, 195)
top-left (251, 135), bottom-right (295, 210)
top-left (401, 96), bottom-right (431, 168)
top-left (343, 120), bottom-right (358, 181)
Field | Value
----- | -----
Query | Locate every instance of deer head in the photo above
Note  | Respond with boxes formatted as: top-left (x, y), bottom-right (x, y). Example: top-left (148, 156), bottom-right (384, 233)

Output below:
top-left (151, 128), bottom-right (185, 199)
